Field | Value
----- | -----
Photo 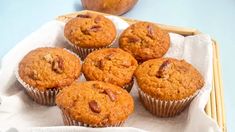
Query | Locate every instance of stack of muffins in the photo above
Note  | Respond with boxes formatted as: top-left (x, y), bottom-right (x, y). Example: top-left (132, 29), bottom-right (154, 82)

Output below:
top-left (16, 12), bottom-right (204, 127)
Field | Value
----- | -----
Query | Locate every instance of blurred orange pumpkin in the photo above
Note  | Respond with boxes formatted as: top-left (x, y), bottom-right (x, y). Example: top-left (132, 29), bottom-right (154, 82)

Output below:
top-left (81, 0), bottom-right (138, 15)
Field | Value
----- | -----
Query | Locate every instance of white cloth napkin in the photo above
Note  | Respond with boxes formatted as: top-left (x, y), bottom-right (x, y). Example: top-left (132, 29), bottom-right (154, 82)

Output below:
top-left (0, 16), bottom-right (221, 132)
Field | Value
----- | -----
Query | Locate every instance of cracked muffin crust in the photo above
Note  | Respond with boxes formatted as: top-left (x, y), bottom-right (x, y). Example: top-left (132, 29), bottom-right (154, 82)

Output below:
top-left (135, 58), bottom-right (204, 100)
top-left (119, 22), bottom-right (170, 62)
top-left (64, 13), bottom-right (116, 48)
top-left (56, 81), bottom-right (134, 126)
top-left (82, 48), bottom-right (138, 87)
top-left (18, 47), bottom-right (81, 91)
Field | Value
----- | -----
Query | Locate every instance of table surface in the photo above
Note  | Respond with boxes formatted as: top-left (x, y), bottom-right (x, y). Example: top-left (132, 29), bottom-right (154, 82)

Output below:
top-left (0, 0), bottom-right (234, 131)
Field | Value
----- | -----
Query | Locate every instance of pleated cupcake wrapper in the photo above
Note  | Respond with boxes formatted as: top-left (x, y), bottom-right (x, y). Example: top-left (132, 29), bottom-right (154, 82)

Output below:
top-left (138, 88), bottom-right (199, 117)
top-left (15, 70), bottom-right (60, 106)
top-left (65, 37), bottom-right (114, 60)
top-left (60, 108), bottom-right (125, 127)
top-left (15, 48), bottom-right (80, 106)
top-left (123, 78), bottom-right (134, 92)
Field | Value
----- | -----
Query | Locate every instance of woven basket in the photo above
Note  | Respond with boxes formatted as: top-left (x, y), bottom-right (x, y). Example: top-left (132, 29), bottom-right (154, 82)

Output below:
top-left (56, 10), bottom-right (226, 132)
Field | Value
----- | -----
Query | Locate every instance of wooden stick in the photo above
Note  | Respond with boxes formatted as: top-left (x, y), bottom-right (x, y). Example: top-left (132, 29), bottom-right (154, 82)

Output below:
top-left (211, 43), bottom-right (217, 122)
top-left (205, 96), bottom-right (212, 117)
top-left (211, 78), bottom-right (217, 121)
top-left (213, 43), bottom-right (223, 128)
top-left (214, 41), bottom-right (227, 131)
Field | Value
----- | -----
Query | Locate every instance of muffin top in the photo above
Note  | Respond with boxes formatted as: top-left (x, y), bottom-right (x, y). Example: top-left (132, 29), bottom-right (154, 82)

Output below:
top-left (119, 22), bottom-right (170, 62)
top-left (56, 81), bottom-right (134, 125)
top-left (135, 58), bottom-right (204, 100)
top-left (64, 13), bottom-right (116, 48)
top-left (82, 48), bottom-right (138, 87)
top-left (18, 47), bottom-right (81, 91)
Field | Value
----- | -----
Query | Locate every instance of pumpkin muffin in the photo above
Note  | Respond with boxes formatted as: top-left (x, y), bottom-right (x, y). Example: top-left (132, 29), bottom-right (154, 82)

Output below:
top-left (17, 47), bottom-right (81, 105)
top-left (119, 22), bottom-right (170, 62)
top-left (56, 81), bottom-right (134, 127)
top-left (64, 13), bottom-right (117, 60)
top-left (82, 48), bottom-right (138, 92)
top-left (135, 58), bottom-right (204, 117)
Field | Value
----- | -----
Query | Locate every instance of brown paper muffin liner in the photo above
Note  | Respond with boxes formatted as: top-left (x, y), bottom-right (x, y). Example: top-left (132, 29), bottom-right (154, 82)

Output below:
top-left (60, 108), bottom-right (125, 127)
top-left (15, 48), bottom-right (80, 106)
top-left (65, 37), bottom-right (114, 60)
top-left (138, 87), bottom-right (199, 117)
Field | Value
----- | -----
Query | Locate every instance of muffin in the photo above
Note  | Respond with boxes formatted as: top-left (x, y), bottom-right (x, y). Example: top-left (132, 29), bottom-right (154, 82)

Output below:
top-left (64, 13), bottom-right (117, 60)
top-left (119, 22), bottom-right (170, 62)
top-left (135, 58), bottom-right (204, 117)
top-left (16, 47), bottom-right (81, 105)
top-left (56, 81), bottom-right (134, 127)
top-left (82, 48), bottom-right (138, 92)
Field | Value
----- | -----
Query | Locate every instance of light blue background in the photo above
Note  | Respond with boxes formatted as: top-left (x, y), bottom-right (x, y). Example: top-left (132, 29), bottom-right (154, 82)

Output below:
top-left (0, 0), bottom-right (234, 131)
